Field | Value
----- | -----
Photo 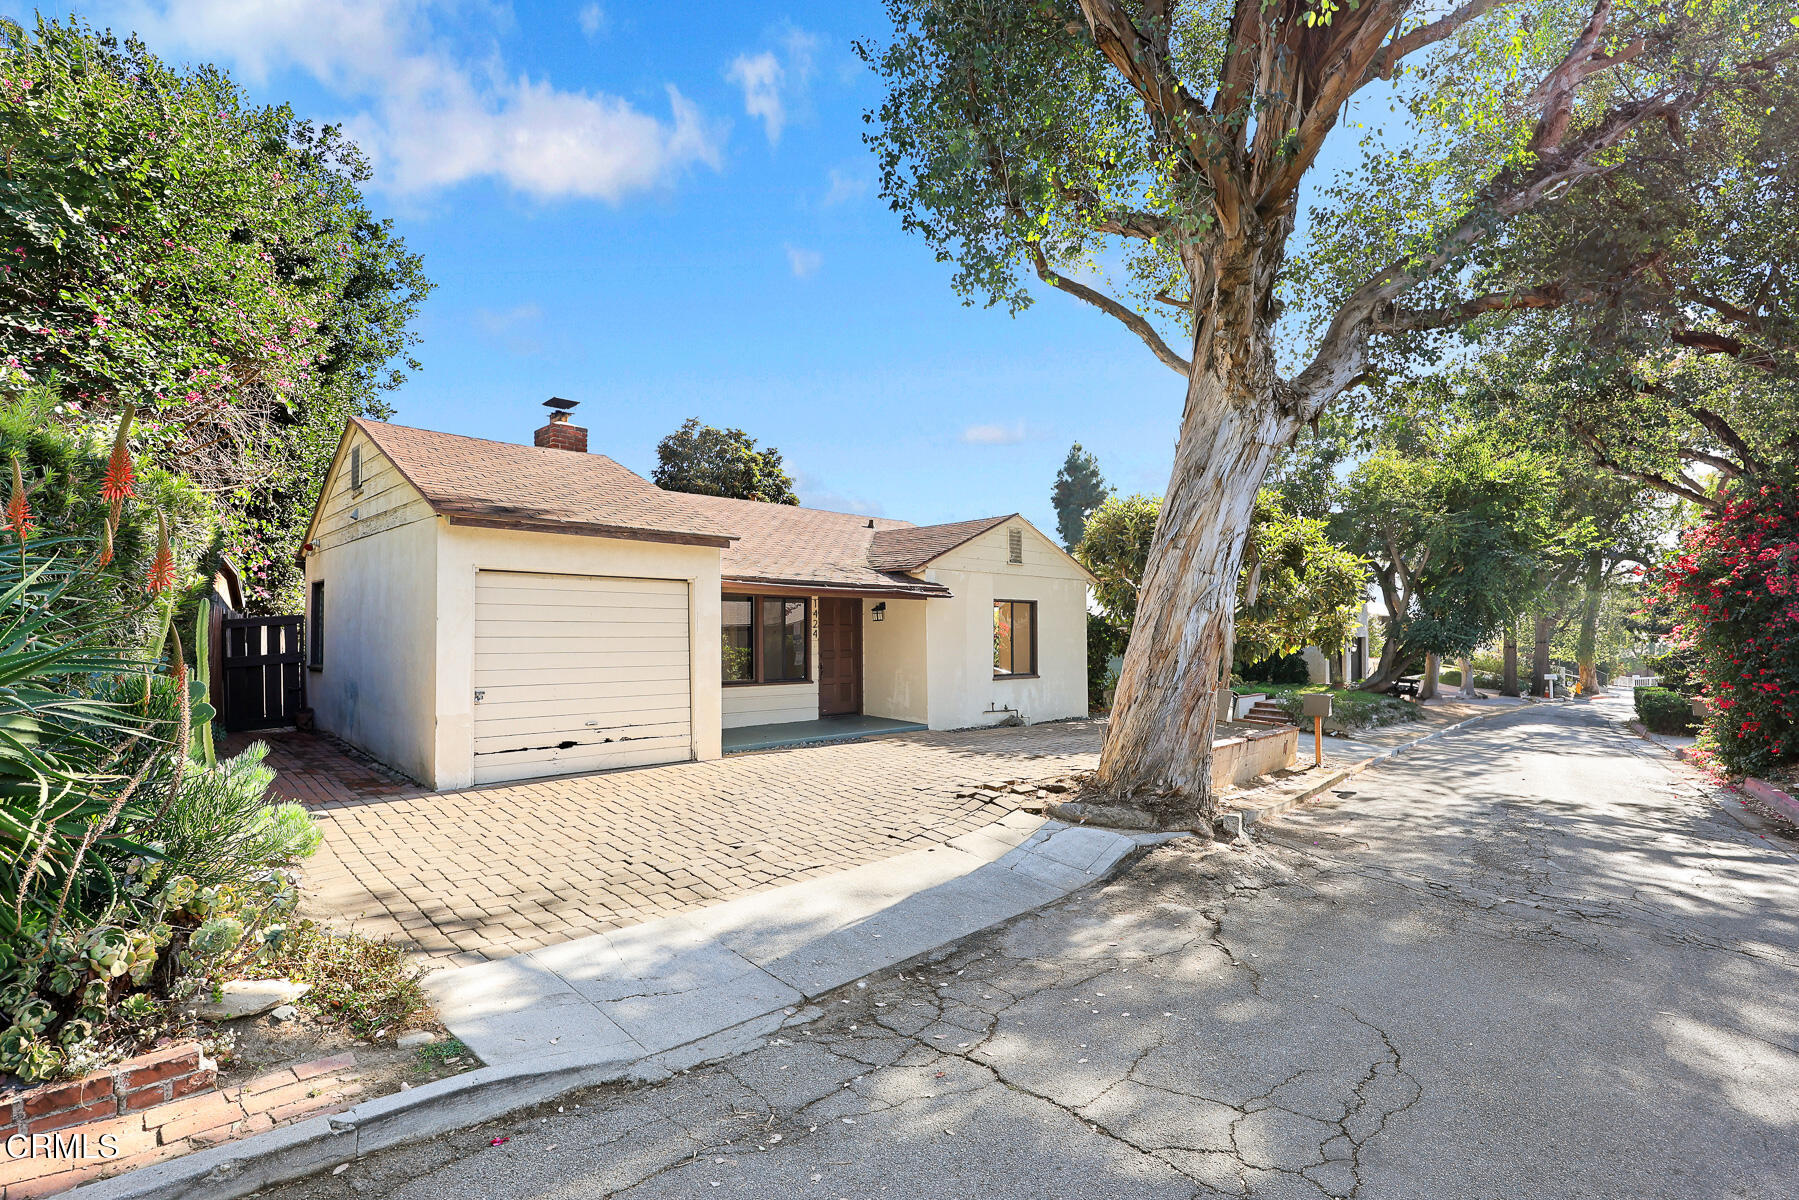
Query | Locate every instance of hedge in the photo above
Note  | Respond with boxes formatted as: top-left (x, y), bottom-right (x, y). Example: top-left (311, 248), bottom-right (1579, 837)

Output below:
top-left (1635, 686), bottom-right (1697, 735)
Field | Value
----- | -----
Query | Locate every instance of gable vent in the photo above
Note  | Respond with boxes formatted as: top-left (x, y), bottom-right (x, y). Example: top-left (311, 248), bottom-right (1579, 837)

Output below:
top-left (349, 445), bottom-right (363, 492)
top-left (1008, 528), bottom-right (1023, 564)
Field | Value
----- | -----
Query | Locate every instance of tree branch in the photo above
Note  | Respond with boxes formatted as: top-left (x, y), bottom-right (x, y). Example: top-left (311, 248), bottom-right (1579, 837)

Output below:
top-left (1075, 0), bottom-right (1246, 232)
top-left (1363, 0), bottom-right (1521, 83)
top-left (1578, 429), bottom-right (1721, 509)
top-left (1371, 282), bottom-right (1586, 332)
top-left (1029, 243), bottom-right (1190, 376)
top-left (1675, 447), bottom-right (1743, 478)
top-left (1669, 328), bottom-right (1783, 372)
top-left (1289, 34), bottom-right (1796, 414)
top-left (1682, 402), bottom-right (1767, 474)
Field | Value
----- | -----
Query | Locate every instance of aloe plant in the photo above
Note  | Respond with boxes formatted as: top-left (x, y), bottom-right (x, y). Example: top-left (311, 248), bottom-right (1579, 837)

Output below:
top-left (0, 536), bottom-right (166, 937)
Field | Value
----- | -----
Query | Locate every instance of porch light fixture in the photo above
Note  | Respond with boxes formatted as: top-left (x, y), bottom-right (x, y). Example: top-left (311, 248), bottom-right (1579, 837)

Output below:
top-left (872, 602), bottom-right (886, 622)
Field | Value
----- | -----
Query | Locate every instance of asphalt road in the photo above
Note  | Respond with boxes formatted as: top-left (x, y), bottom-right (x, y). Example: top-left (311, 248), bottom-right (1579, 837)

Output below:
top-left (271, 699), bottom-right (1799, 1200)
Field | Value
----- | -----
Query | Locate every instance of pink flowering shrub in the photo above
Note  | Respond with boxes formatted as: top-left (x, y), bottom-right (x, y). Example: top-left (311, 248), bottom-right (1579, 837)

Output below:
top-left (1654, 467), bottom-right (1799, 777)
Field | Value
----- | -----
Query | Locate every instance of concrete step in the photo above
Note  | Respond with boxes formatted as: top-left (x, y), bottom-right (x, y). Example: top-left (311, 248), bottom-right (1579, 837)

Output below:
top-left (1242, 702), bottom-right (1295, 726)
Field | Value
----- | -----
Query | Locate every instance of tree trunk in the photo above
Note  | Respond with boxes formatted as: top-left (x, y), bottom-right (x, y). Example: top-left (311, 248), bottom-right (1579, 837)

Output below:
top-left (1531, 613), bottom-right (1554, 696)
top-left (1356, 620), bottom-right (1416, 692)
top-left (1458, 655), bottom-right (1477, 699)
top-left (1575, 553), bottom-right (1605, 696)
top-left (1501, 625), bottom-right (1520, 697)
top-left (1096, 333), bottom-right (1296, 828)
top-left (1418, 652), bottom-right (1441, 701)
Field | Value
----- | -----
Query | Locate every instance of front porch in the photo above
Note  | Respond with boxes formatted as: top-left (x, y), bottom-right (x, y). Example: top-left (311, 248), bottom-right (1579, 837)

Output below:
top-left (722, 713), bottom-right (928, 754)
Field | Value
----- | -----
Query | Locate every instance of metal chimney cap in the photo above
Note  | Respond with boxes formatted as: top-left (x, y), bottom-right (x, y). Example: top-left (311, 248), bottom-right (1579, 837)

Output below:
top-left (544, 396), bottom-right (578, 411)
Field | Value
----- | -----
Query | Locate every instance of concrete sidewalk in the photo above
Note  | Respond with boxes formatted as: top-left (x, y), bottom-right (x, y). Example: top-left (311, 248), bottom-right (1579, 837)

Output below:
top-left (425, 811), bottom-right (1160, 1070)
top-left (77, 812), bottom-right (1166, 1200)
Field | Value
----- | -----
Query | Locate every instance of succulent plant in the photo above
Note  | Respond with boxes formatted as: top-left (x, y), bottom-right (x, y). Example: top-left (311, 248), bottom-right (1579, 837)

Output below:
top-left (189, 916), bottom-right (245, 960)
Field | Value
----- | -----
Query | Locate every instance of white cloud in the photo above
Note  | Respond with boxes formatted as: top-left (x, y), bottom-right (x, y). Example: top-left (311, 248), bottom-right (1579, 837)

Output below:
top-left (960, 422), bottom-right (1028, 446)
top-left (784, 244), bottom-right (823, 278)
top-left (473, 302), bottom-right (545, 355)
top-left (727, 24), bottom-right (819, 145)
top-left (822, 167), bottom-right (869, 207)
top-left (109, 0), bottom-right (724, 201)
top-left (577, 3), bottom-right (607, 38)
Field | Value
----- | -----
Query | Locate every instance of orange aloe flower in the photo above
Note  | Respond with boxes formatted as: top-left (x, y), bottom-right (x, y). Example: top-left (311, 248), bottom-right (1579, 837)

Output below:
top-left (147, 511), bottom-right (176, 594)
top-left (102, 403), bottom-right (137, 510)
top-left (4, 457), bottom-right (31, 540)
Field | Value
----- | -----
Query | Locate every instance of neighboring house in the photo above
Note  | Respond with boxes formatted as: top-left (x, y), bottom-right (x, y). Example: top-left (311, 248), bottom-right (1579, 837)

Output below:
top-left (298, 404), bottom-right (1093, 789)
top-left (1301, 602), bottom-right (1376, 685)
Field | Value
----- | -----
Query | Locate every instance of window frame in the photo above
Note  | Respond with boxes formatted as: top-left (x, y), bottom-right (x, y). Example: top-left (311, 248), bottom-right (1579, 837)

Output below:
top-left (993, 598), bottom-right (1038, 679)
top-left (721, 594), bottom-right (812, 686)
top-left (308, 580), bottom-right (325, 670)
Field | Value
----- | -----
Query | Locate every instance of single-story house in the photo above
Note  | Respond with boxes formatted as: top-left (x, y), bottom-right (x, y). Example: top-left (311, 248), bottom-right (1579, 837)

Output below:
top-left (298, 404), bottom-right (1093, 790)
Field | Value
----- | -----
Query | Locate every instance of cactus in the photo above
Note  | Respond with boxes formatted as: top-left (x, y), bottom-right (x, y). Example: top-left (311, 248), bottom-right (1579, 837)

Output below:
top-left (191, 601), bottom-right (216, 767)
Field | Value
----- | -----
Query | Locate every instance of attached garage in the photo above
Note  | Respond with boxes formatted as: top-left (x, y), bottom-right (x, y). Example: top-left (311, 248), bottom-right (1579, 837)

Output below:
top-left (471, 570), bottom-right (693, 785)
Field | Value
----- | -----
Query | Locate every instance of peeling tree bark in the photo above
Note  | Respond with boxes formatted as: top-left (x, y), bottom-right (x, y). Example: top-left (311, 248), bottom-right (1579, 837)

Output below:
top-left (1094, 234), bottom-right (1300, 829)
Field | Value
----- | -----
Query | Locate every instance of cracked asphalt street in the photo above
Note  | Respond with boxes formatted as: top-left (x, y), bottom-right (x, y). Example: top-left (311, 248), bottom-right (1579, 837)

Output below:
top-left (273, 699), bottom-right (1799, 1199)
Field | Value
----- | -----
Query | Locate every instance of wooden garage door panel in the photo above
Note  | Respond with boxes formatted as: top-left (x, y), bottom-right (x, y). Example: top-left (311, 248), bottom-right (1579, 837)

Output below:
top-left (474, 718), bottom-right (692, 755)
top-left (472, 571), bottom-right (692, 785)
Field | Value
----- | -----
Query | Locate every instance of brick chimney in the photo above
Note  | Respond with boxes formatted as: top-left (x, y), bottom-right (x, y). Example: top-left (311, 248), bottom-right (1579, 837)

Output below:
top-left (533, 397), bottom-right (587, 452)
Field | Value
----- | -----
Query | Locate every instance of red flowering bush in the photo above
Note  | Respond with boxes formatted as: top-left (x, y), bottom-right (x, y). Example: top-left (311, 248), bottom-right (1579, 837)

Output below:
top-left (1654, 467), bottom-right (1799, 778)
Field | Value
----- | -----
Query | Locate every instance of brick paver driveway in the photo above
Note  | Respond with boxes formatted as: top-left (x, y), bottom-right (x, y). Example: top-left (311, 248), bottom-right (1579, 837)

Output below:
top-left (253, 723), bottom-right (1103, 965)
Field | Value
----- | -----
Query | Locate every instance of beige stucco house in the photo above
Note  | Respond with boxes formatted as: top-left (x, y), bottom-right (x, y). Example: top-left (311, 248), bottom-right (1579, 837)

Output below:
top-left (298, 407), bottom-right (1094, 790)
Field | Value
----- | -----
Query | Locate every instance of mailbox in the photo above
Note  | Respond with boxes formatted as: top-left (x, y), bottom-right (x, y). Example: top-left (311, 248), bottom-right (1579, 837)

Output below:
top-left (1300, 693), bottom-right (1333, 719)
top-left (1689, 696), bottom-right (1710, 718)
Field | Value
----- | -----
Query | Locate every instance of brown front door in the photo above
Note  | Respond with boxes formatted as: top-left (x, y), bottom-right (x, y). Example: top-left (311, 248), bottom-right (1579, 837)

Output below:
top-left (818, 598), bottom-right (862, 716)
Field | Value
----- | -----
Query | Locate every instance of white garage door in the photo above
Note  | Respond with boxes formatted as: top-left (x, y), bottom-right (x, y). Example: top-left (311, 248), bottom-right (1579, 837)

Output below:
top-left (472, 570), bottom-right (692, 785)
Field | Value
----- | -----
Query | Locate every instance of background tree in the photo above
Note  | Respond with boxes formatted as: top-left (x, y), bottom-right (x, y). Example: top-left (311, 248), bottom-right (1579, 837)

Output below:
top-left (863, 0), bottom-right (1794, 824)
top-left (1051, 442), bottom-right (1111, 548)
top-left (1338, 428), bottom-right (1563, 692)
top-left (1232, 493), bottom-right (1367, 668)
top-left (1075, 493), bottom-right (1160, 631)
top-left (1079, 490), bottom-right (1364, 665)
top-left (652, 418), bottom-right (800, 504)
top-left (0, 17), bottom-right (430, 611)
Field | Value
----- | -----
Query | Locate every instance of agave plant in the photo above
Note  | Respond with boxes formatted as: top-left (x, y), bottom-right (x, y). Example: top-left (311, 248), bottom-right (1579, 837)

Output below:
top-left (0, 535), bottom-right (168, 937)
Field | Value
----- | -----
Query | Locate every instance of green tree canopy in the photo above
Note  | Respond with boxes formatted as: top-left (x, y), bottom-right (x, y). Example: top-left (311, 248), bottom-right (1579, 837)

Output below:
top-left (1075, 492), bottom-right (1160, 630)
top-left (1051, 442), bottom-right (1111, 548)
top-left (1233, 494), bottom-right (1367, 666)
top-left (0, 16), bottom-right (430, 610)
top-left (652, 418), bottom-right (800, 505)
top-left (1080, 489), bottom-right (1365, 660)
top-left (1339, 426), bottom-right (1566, 689)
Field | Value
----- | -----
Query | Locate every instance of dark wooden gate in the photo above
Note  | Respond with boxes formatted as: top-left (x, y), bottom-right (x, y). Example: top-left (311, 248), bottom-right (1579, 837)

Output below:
top-left (220, 616), bottom-right (306, 731)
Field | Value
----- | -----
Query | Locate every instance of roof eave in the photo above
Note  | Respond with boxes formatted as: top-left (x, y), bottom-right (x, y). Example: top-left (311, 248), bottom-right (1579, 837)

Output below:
top-left (722, 574), bottom-right (953, 599)
top-left (445, 513), bottom-right (736, 548)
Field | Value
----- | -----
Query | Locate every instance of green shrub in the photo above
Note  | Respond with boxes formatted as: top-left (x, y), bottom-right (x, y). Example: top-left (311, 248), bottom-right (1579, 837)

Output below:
top-left (1087, 613), bottom-right (1125, 709)
top-left (1635, 687), bottom-right (1697, 735)
top-left (1239, 651), bottom-right (1311, 684)
top-left (150, 744), bottom-right (320, 889)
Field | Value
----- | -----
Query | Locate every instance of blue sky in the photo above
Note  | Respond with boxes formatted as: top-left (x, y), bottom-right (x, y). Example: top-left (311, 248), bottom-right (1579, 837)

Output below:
top-left (9, 0), bottom-right (1202, 532)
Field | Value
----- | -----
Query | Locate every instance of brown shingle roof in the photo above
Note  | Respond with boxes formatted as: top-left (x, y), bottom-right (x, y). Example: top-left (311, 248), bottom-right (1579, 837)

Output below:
top-left (672, 493), bottom-right (952, 597)
top-left (353, 419), bottom-right (735, 547)
top-left (342, 420), bottom-right (1039, 595)
top-left (866, 514), bottom-right (1015, 570)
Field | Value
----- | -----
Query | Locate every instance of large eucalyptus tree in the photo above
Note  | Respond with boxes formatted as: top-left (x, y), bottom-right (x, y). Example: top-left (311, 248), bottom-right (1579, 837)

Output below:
top-left (864, 0), bottom-right (1794, 825)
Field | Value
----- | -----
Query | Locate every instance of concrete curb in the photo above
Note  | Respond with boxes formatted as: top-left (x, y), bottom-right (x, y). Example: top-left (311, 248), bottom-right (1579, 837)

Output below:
top-left (71, 818), bottom-right (1168, 1200)
top-left (1217, 704), bottom-right (1525, 835)
top-left (1743, 777), bottom-right (1799, 827)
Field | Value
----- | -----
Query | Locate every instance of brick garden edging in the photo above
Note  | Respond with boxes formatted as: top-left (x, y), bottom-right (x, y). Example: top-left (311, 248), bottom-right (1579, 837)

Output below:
top-left (1, 1049), bottom-right (366, 1199)
top-left (1, 1044), bottom-right (216, 1142)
